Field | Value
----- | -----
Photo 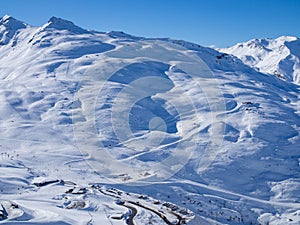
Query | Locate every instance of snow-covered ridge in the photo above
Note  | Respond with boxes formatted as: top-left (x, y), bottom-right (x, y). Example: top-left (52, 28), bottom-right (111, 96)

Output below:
top-left (0, 15), bottom-right (27, 45)
top-left (42, 16), bottom-right (89, 34)
top-left (219, 36), bottom-right (300, 84)
top-left (0, 15), bottom-right (300, 224)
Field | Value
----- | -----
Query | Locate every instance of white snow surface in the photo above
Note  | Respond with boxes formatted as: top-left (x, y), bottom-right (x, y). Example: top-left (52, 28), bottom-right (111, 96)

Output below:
top-left (0, 16), bottom-right (299, 224)
top-left (219, 36), bottom-right (300, 84)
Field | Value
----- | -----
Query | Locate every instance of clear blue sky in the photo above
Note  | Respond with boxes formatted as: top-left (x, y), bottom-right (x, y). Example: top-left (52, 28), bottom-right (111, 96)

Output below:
top-left (1, 0), bottom-right (300, 47)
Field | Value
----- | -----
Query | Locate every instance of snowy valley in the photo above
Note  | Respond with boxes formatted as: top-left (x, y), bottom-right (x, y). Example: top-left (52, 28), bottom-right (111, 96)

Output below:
top-left (0, 15), bottom-right (300, 224)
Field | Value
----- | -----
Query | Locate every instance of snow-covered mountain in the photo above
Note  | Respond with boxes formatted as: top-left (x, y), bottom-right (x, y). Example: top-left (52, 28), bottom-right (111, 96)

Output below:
top-left (219, 36), bottom-right (300, 84)
top-left (0, 15), bottom-right (299, 225)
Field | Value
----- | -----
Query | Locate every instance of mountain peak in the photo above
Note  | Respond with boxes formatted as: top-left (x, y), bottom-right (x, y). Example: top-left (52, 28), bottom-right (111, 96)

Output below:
top-left (0, 14), bottom-right (26, 28)
top-left (235, 36), bottom-right (299, 50)
top-left (275, 35), bottom-right (298, 42)
top-left (43, 16), bottom-right (89, 34)
top-left (246, 38), bottom-right (270, 46)
top-left (0, 15), bottom-right (27, 45)
top-left (0, 14), bottom-right (12, 22)
top-left (48, 16), bottom-right (69, 24)
top-left (220, 35), bottom-right (300, 84)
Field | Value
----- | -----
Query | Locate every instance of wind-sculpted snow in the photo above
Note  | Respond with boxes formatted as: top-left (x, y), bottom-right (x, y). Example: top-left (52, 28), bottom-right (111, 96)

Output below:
top-left (72, 39), bottom-right (225, 184)
top-left (0, 16), bottom-right (299, 224)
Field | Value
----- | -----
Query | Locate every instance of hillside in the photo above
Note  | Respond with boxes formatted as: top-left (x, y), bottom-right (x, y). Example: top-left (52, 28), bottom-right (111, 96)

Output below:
top-left (0, 16), bottom-right (299, 224)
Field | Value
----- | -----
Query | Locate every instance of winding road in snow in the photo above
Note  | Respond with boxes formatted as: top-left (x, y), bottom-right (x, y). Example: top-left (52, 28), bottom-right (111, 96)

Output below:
top-left (123, 203), bottom-right (137, 225)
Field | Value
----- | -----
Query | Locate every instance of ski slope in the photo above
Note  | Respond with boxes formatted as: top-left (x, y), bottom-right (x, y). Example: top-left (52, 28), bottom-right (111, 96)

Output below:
top-left (0, 15), bottom-right (299, 224)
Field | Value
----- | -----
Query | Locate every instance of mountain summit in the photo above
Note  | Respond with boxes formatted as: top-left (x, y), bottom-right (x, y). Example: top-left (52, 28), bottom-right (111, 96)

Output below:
top-left (42, 16), bottom-right (89, 34)
top-left (0, 15), bottom-right (27, 45)
top-left (0, 16), bottom-right (299, 225)
top-left (219, 36), bottom-right (300, 84)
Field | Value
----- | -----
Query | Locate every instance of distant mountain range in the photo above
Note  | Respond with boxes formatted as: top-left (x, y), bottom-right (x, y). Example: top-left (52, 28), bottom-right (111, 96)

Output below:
top-left (0, 15), bottom-right (299, 225)
top-left (219, 36), bottom-right (300, 84)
